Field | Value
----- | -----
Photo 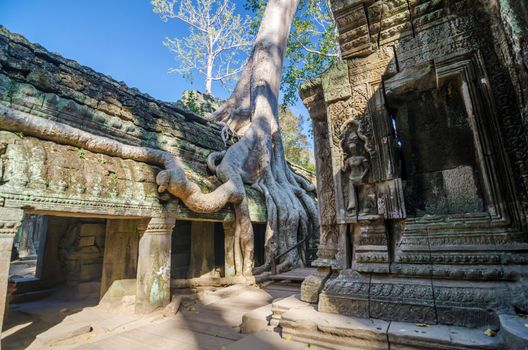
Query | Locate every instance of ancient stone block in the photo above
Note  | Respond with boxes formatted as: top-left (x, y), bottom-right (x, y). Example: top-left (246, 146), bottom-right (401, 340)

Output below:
top-left (188, 221), bottom-right (216, 278)
top-left (300, 267), bottom-right (332, 303)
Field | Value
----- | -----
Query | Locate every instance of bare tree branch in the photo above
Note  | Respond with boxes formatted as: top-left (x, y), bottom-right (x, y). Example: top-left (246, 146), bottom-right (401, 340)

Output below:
top-left (153, 0), bottom-right (253, 95)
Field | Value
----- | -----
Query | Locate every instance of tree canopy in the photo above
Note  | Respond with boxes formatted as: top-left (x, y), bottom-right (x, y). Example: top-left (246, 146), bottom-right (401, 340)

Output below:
top-left (152, 0), bottom-right (252, 95)
top-left (279, 108), bottom-right (315, 172)
top-left (246, 0), bottom-right (339, 106)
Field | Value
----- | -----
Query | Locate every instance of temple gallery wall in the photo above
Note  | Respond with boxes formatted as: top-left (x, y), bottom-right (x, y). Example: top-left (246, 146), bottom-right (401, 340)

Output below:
top-left (0, 24), bottom-right (288, 329)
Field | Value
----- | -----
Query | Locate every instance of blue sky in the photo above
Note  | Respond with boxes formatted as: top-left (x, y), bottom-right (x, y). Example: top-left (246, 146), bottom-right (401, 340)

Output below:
top-left (0, 0), bottom-right (311, 128)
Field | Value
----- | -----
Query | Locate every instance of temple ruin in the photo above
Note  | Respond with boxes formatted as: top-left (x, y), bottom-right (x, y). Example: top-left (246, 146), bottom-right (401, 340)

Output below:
top-left (0, 0), bottom-right (527, 348)
top-left (290, 0), bottom-right (528, 348)
top-left (0, 24), bottom-right (283, 335)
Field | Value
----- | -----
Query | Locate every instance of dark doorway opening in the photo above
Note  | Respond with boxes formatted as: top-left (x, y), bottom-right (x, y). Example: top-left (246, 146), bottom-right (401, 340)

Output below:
top-left (386, 78), bottom-right (485, 216)
top-left (253, 223), bottom-right (266, 267)
top-left (171, 220), bottom-right (192, 279)
top-left (172, 220), bottom-right (227, 279)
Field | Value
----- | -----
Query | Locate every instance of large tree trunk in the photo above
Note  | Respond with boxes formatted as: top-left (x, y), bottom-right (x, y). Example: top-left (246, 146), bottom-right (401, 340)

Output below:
top-left (177, 0), bottom-right (319, 275)
top-left (1, 0), bottom-right (318, 277)
top-left (203, 0), bottom-right (319, 275)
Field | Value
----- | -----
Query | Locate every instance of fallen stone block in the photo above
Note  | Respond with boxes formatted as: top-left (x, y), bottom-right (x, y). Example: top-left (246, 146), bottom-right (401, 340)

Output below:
top-left (241, 304), bottom-right (273, 334)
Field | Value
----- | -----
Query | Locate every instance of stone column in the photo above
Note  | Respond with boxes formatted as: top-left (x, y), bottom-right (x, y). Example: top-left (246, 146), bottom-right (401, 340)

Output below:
top-left (301, 81), bottom-right (339, 268)
top-left (223, 221), bottom-right (236, 277)
top-left (135, 216), bottom-right (175, 314)
top-left (300, 81), bottom-right (335, 303)
top-left (0, 208), bottom-right (24, 332)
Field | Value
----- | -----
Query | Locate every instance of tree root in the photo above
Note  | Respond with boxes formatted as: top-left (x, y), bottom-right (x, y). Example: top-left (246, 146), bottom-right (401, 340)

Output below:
top-left (2, 0), bottom-right (318, 280)
top-left (1, 104), bottom-right (318, 277)
top-left (0, 104), bottom-right (243, 228)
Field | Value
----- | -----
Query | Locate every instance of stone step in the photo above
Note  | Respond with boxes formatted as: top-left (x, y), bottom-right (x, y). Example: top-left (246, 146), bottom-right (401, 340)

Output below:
top-left (241, 304), bottom-right (273, 334)
top-left (274, 296), bottom-right (504, 350)
top-left (271, 268), bottom-right (316, 282)
top-left (498, 314), bottom-right (528, 350)
top-left (11, 287), bottom-right (56, 303)
top-left (271, 295), bottom-right (309, 326)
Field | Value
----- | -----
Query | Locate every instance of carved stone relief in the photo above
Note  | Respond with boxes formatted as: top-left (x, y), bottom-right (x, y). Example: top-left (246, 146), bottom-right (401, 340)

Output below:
top-left (341, 119), bottom-right (372, 216)
top-left (305, 0), bottom-right (528, 332)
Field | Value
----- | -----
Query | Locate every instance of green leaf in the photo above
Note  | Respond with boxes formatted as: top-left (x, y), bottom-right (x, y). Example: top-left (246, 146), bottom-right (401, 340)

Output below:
top-left (484, 329), bottom-right (496, 337)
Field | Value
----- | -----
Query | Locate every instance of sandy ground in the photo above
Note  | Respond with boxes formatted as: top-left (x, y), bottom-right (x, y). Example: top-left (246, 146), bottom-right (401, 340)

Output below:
top-left (2, 282), bottom-right (300, 350)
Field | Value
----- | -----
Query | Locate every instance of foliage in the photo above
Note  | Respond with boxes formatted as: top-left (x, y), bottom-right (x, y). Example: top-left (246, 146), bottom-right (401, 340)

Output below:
top-left (279, 107), bottom-right (315, 172)
top-left (182, 90), bottom-right (201, 114)
top-left (246, 0), bottom-right (339, 106)
top-left (107, 170), bottom-right (117, 180)
top-left (152, 0), bottom-right (253, 95)
top-left (178, 89), bottom-right (223, 117)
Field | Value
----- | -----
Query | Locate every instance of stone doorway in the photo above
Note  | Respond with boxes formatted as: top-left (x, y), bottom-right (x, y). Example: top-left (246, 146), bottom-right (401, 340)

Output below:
top-left (386, 74), bottom-right (486, 217)
top-left (8, 215), bottom-right (110, 304)
top-left (172, 220), bottom-right (226, 280)
top-left (252, 223), bottom-right (266, 268)
top-left (3, 214), bottom-right (143, 348)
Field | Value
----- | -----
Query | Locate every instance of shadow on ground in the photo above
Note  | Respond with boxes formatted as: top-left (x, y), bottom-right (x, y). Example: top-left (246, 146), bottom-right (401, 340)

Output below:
top-left (1, 282), bottom-right (301, 350)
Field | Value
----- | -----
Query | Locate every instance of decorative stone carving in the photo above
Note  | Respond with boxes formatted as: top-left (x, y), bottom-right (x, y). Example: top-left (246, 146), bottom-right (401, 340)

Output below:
top-left (0, 208), bottom-right (24, 331)
top-left (341, 120), bottom-right (371, 214)
top-left (302, 0), bottom-right (528, 335)
top-left (301, 82), bottom-right (339, 267)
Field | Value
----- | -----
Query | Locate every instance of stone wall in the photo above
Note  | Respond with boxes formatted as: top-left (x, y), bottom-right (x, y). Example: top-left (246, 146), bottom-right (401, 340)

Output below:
top-left (42, 217), bottom-right (106, 284)
top-left (301, 0), bottom-right (528, 330)
top-left (0, 26), bottom-right (266, 222)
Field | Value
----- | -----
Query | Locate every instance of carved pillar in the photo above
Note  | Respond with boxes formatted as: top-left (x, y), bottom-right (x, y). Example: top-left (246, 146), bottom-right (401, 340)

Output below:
top-left (0, 208), bottom-right (23, 333)
top-left (135, 216), bottom-right (175, 314)
top-left (302, 80), bottom-right (339, 268)
top-left (300, 80), bottom-right (336, 302)
top-left (223, 221), bottom-right (236, 277)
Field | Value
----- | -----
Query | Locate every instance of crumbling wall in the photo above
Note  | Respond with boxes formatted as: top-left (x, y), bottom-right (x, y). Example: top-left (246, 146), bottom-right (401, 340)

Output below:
top-left (0, 26), bottom-right (267, 222)
top-left (43, 217), bottom-right (106, 285)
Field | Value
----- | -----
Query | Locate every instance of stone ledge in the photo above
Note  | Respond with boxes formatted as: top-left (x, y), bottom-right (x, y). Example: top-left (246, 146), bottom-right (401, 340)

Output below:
top-left (498, 314), bottom-right (528, 350)
top-left (271, 295), bottom-right (309, 326)
top-left (277, 296), bottom-right (504, 350)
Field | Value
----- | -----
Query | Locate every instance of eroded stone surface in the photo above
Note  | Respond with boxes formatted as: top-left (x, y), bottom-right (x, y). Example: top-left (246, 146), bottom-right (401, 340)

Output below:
top-left (300, 0), bottom-right (528, 340)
